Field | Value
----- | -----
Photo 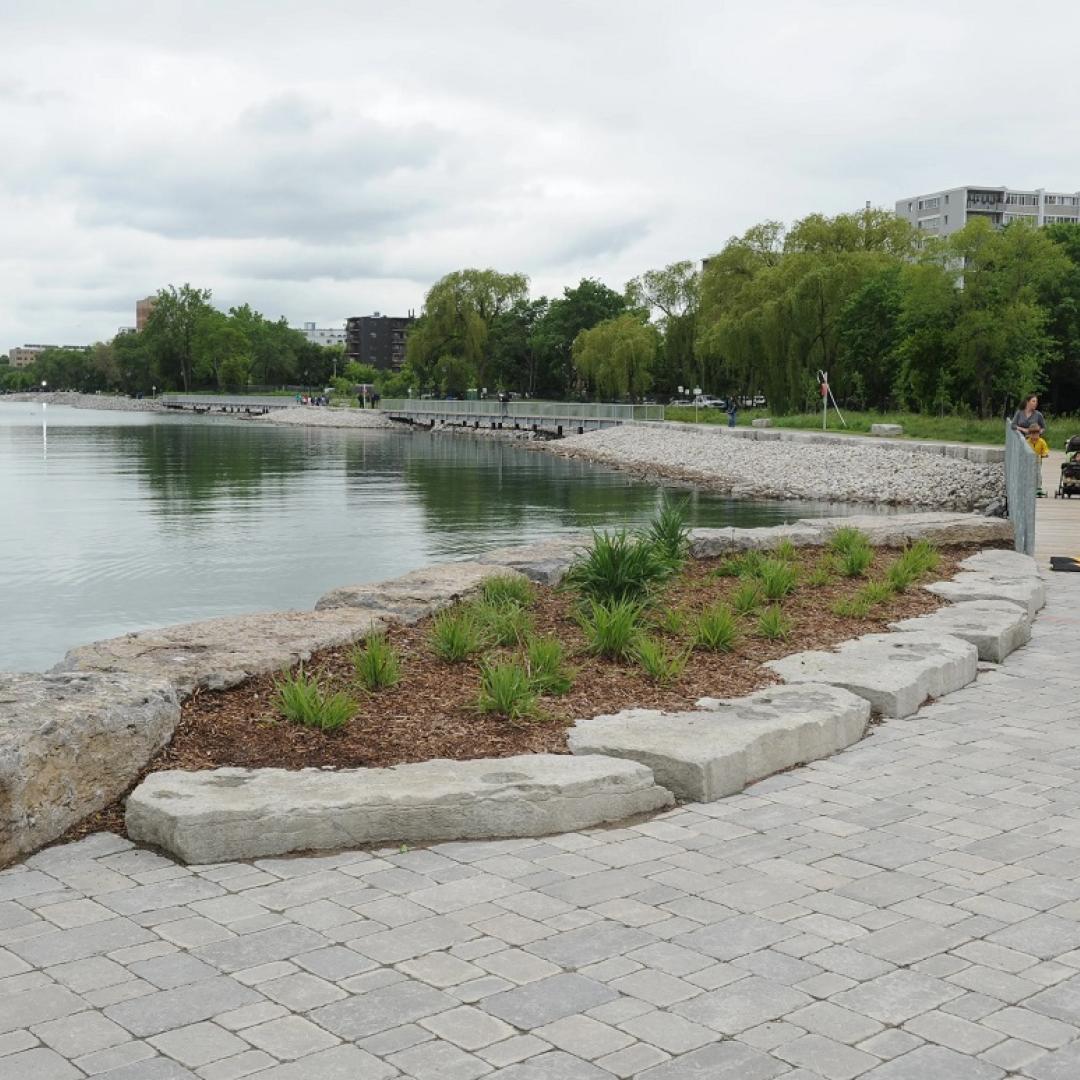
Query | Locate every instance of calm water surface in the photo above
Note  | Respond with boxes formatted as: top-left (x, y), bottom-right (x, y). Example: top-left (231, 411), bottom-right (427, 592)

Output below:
top-left (0, 403), bottom-right (875, 671)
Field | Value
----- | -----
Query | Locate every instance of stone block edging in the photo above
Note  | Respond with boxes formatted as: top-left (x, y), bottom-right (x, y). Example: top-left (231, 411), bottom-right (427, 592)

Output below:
top-left (2, 511), bottom-right (1017, 866)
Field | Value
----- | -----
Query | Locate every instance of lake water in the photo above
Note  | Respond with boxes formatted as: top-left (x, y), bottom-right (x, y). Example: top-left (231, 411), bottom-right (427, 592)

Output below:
top-left (0, 403), bottom-right (872, 672)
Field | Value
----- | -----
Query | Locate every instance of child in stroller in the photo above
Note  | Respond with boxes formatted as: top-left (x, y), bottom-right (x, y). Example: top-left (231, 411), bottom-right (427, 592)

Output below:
top-left (1055, 434), bottom-right (1080, 499)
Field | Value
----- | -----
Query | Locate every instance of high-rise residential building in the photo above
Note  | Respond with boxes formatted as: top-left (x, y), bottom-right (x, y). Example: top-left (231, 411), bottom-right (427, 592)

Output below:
top-left (136, 296), bottom-right (157, 331)
top-left (896, 185), bottom-right (1080, 238)
top-left (294, 321), bottom-right (347, 348)
top-left (344, 312), bottom-right (415, 371)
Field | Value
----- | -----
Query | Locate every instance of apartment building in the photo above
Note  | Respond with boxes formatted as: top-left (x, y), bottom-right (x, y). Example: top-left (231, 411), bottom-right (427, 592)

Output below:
top-left (294, 322), bottom-right (347, 348)
top-left (344, 312), bottom-right (415, 371)
top-left (896, 185), bottom-right (1080, 238)
top-left (136, 296), bottom-right (157, 331)
top-left (9, 344), bottom-right (90, 367)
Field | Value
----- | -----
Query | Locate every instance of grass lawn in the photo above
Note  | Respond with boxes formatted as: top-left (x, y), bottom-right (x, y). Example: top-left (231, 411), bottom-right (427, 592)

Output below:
top-left (664, 407), bottom-right (1080, 446)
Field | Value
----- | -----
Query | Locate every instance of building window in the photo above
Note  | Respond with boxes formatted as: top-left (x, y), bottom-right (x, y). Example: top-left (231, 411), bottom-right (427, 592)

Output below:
top-left (918, 197), bottom-right (941, 211)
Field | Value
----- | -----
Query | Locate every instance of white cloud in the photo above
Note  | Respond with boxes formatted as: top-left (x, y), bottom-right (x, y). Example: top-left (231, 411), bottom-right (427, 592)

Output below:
top-left (2, 0), bottom-right (1080, 346)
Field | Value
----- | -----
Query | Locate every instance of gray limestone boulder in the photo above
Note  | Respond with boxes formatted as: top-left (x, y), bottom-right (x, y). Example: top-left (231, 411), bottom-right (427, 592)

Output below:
top-left (925, 572), bottom-right (1046, 618)
top-left (690, 524), bottom-right (826, 558)
top-left (478, 536), bottom-right (590, 585)
top-left (959, 549), bottom-right (1041, 578)
top-left (568, 684), bottom-right (870, 802)
top-left (870, 423), bottom-right (904, 437)
top-left (125, 755), bottom-right (675, 863)
top-left (1, 671), bottom-right (179, 865)
top-left (800, 512), bottom-right (1013, 548)
top-left (56, 608), bottom-right (386, 696)
top-left (889, 600), bottom-right (1031, 663)
top-left (766, 631), bottom-right (978, 718)
top-left (315, 561), bottom-right (524, 620)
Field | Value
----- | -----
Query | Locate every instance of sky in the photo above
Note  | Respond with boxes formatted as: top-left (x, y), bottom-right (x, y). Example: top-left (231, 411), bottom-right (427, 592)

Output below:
top-left (3, 0), bottom-right (1080, 350)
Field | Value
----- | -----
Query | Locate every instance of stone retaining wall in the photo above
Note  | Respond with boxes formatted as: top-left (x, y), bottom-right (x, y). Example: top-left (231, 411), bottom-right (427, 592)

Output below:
top-left (1, 512), bottom-right (1015, 866)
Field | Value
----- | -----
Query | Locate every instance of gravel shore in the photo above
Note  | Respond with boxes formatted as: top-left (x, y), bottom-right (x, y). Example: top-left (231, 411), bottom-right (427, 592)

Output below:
top-left (545, 424), bottom-right (1005, 511)
top-left (3, 391), bottom-right (163, 412)
top-left (255, 407), bottom-right (392, 429)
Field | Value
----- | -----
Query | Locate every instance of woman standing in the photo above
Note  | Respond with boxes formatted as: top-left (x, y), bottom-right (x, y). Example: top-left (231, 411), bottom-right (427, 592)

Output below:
top-left (1011, 394), bottom-right (1046, 436)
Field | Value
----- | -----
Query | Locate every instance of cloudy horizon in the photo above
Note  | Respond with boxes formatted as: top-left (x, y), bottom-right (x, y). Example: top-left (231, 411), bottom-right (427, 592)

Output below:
top-left (3, 0), bottom-right (1080, 349)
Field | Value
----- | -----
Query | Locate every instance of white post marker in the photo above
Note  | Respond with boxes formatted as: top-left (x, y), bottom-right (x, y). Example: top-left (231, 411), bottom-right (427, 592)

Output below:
top-left (694, 386), bottom-right (702, 424)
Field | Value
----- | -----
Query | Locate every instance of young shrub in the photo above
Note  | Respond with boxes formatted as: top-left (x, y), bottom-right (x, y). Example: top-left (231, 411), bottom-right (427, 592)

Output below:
top-left (579, 598), bottom-right (643, 660)
top-left (886, 541), bottom-right (940, 591)
top-left (633, 635), bottom-right (690, 684)
top-left (757, 604), bottom-right (793, 641)
top-left (774, 538), bottom-right (798, 562)
top-left (832, 596), bottom-right (873, 618)
top-left (644, 498), bottom-right (691, 569)
top-left (275, 667), bottom-right (355, 731)
top-left (884, 558), bottom-right (919, 594)
top-left (693, 602), bottom-right (739, 652)
top-left (472, 600), bottom-right (534, 646)
top-left (526, 635), bottom-right (573, 696)
top-left (430, 607), bottom-right (485, 662)
top-left (481, 574), bottom-right (535, 609)
top-left (758, 558), bottom-right (798, 600)
top-left (904, 539), bottom-right (940, 575)
top-left (828, 526), bottom-right (872, 556)
top-left (352, 631), bottom-right (400, 691)
top-left (856, 580), bottom-right (895, 608)
top-left (837, 541), bottom-right (874, 578)
top-left (731, 578), bottom-right (763, 616)
top-left (565, 529), bottom-right (673, 604)
top-left (476, 660), bottom-right (538, 721)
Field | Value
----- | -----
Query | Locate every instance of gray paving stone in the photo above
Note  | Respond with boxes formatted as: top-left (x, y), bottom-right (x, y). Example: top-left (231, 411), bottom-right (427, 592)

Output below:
top-left (674, 975), bottom-right (810, 1034)
top-left (1023, 1041), bottom-right (1080, 1080)
top-left (637, 1039), bottom-right (788, 1079)
top-left (148, 1021), bottom-right (249, 1067)
top-left (245, 1044), bottom-right (396, 1079)
top-left (104, 976), bottom-right (261, 1037)
top-left (31, 1010), bottom-right (130, 1058)
top-left (483, 973), bottom-right (617, 1029)
top-left (8, 917), bottom-right (155, 967)
top-left (242, 1014), bottom-right (339, 1059)
top-left (311, 980), bottom-right (456, 1039)
top-left (387, 1038), bottom-right (491, 1080)
top-left (860, 1043), bottom-right (1005, 1078)
top-left (774, 1033), bottom-right (879, 1080)
top-left (832, 970), bottom-right (964, 1025)
top-left (0, 1048), bottom-right (84, 1080)
top-left (0, 984), bottom-right (87, 1034)
top-left (528, 922), bottom-right (655, 969)
top-left (420, 1005), bottom-right (514, 1050)
top-left (193, 924), bottom-right (328, 972)
top-left (491, 1050), bottom-right (615, 1079)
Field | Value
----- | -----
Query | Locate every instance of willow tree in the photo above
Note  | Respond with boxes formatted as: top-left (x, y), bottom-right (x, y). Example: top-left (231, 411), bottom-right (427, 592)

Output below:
top-left (572, 314), bottom-right (658, 399)
top-left (627, 260), bottom-right (700, 394)
top-left (405, 268), bottom-right (529, 392)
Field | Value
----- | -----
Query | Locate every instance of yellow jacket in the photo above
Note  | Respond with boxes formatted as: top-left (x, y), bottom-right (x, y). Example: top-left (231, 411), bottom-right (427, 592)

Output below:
top-left (1028, 436), bottom-right (1049, 459)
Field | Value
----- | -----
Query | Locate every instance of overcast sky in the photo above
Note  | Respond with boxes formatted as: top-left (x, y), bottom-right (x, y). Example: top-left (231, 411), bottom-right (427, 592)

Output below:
top-left (3, 0), bottom-right (1080, 349)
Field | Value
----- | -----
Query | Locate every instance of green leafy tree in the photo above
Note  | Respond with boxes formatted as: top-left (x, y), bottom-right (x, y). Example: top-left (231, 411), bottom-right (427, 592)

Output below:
top-left (143, 284), bottom-right (215, 392)
top-left (488, 296), bottom-right (548, 395)
top-left (627, 260), bottom-right (701, 396)
top-left (572, 314), bottom-right (658, 399)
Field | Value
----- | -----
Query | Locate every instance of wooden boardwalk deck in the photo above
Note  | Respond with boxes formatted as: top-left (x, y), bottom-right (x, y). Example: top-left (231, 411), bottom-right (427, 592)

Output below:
top-left (1036, 450), bottom-right (1079, 565)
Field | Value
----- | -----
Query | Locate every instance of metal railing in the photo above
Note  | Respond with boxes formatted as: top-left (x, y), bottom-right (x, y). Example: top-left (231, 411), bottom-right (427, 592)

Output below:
top-left (379, 399), bottom-right (665, 422)
top-left (160, 394), bottom-right (298, 410)
top-left (1004, 422), bottom-right (1037, 555)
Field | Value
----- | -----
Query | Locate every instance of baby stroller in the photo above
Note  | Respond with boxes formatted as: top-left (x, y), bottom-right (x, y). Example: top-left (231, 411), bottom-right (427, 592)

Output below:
top-left (1055, 435), bottom-right (1080, 498)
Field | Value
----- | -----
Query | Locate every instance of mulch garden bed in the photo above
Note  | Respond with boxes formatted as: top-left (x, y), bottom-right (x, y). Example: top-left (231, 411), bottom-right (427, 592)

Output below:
top-left (64, 541), bottom-right (990, 842)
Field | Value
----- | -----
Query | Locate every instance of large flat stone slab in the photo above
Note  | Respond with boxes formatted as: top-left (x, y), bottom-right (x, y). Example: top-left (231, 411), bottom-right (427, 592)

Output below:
top-left (125, 755), bottom-right (675, 863)
top-left (315, 561), bottom-right (523, 619)
top-left (959, 549), bottom-right (1041, 578)
top-left (889, 600), bottom-right (1031, 663)
top-left (925, 572), bottom-right (1046, 618)
top-left (689, 524), bottom-right (825, 558)
top-left (568, 684), bottom-right (870, 802)
top-left (1, 671), bottom-right (179, 865)
top-left (766, 632), bottom-right (978, 718)
top-left (56, 609), bottom-right (386, 696)
top-left (478, 536), bottom-right (590, 585)
top-left (799, 512), bottom-right (1013, 547)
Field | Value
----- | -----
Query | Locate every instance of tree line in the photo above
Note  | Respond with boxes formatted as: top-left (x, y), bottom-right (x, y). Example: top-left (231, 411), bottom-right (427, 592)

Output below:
top-left (6, 209), bottom-right (1080, 416)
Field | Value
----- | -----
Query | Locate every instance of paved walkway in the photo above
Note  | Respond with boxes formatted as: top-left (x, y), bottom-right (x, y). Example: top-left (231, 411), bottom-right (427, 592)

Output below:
top-left (3, 575), bottom-right (1080, 1080)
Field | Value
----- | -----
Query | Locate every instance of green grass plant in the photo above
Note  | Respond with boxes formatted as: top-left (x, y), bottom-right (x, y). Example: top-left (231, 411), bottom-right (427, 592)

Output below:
top-left (275, 667), bottom-right (355, 731)
top-left (757, 605), bottom-right (792, 641)
top-left (565, 529), bottom-right (672, 604)
top-left (758, 558), bottom-right (798, 599)
top-left (838, 543), bottom-right (875, 578)
top-left (856, 580), bottom-right (896, 608)
top-left (736, 550), bottom-right (767, 579)
top-left (351, 631), bottom-right (400, 691)
top-left (476, 660), bottom-right (538, 721)
top-left (643, 498), bottom-right (691, 569)
top-left (731, 578), bottom-right (763, 616)
top-left (633, 635), bottom-right (690, 684)
top-left (472, 600), bottom-right (534, 646)
top-left (828, 526), bottom-right (872, 556)
top-left (712, 557), bottom-right (743, 578)
top-left (481, 574), bottom-right (535, 608)
top-left (525, 636), bottom-right (573, 696)
top-left (774, 539), bottom-right (798, 562)
top-left (803, 558), bottom-right (834, 588)
top-left (693, 602), bottom-right (739, 652)
top-left (832, 596), bottom-right (873, 618)
top-left (579, 598), bottom-right (644, 660)
top-left (430, 607), bottom-right (486, 662)
top-left (655, 606), bottom-right (689, 636)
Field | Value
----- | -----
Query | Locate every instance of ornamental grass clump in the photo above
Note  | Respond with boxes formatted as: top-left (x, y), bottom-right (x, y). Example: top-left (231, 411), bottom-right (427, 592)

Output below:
top-left (803, 558), bottom-right (834, 588)
top-left (655, 606), bottom-right (689, 636)
top-left (525, 635), bottom-right (573, 696)
top-left (757, 604), bottom-right (793, 641)
top-left (351, 631), bottom-right (400, 691)
top-left (275, 667), bottom-right (355, 731)
top-left (476, 660), bottom-right (538, 721)
top-left (731, 579), bottom-right (763, 616)
top-left (856, 580), bottom-right (895, 608)
top-left (774, 538), bottom-right (798, 562)
top-left (579, 598), bottom-right (643, 660)
top-left (472, 599), bottom-right (534, 646)
top-left (828, 526), bottom-right (872, 556)
top-left (633, 635), bottom-right (690, 684)
top-left (430, 607), bottom-right (485, 662)
top-left (693, 602), bottom-right (739, 652)
top-left (758, 558), bottom-right (798, 600)
top-left (481, 574), bottom-right (535, 609)
top-left (565, 530), bottom-right (672, 605)
top-left (886, 541), bottom-right (940, 592)
top-left (643, 498), bottom-right (691, 570)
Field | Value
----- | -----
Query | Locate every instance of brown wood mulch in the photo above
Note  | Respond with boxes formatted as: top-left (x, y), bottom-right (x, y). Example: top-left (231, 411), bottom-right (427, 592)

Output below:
top-left (64, 542), bottom-right (990, 843)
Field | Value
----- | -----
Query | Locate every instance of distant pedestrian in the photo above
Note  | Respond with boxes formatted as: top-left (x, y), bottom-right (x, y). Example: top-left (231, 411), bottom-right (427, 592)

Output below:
top-left (1012, 393), bottom-right (1046, 437)
top-left (726, 399), bottom-right (738, 428)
